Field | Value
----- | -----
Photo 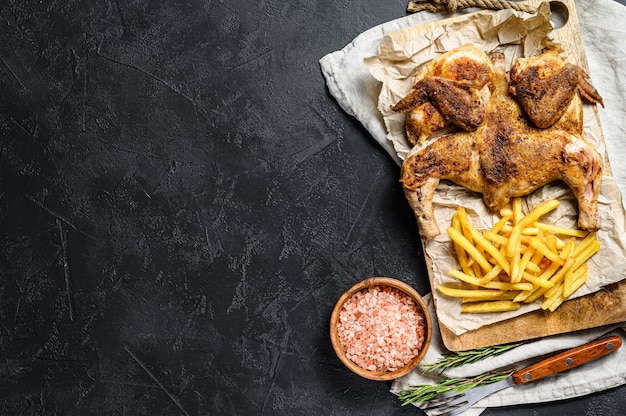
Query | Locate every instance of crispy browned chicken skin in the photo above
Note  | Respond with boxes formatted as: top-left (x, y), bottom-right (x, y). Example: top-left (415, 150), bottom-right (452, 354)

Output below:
top-left (508, 50), bottom-right (604, 129)
top-left (391, 44), bottom-right (497, 145)
top-left (395, 48), bottom-right (603, 238)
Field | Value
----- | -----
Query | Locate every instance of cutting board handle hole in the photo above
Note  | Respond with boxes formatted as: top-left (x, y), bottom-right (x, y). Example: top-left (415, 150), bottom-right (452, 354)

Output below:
top-left (549, 1), bottom-right (570, 29)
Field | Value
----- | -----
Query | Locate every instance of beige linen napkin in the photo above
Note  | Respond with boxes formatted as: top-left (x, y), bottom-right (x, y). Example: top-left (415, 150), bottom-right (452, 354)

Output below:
top-left (320, 0), bottom-right (626, 413)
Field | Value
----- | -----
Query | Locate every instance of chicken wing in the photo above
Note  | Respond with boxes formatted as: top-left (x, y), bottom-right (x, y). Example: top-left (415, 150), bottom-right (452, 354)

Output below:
top-left (391, 44), bottom-right (497, 145)
top-left (508, 50), bottom-right (604, 128)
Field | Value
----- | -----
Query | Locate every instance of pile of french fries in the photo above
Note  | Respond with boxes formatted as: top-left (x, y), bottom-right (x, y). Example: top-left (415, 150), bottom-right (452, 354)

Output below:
top-left (437, 198), bottom-right (601, 313)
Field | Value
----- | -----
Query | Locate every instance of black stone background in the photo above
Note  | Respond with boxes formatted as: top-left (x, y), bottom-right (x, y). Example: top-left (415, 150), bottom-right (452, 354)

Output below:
top-left (1, 1), bottom-right (625, 415)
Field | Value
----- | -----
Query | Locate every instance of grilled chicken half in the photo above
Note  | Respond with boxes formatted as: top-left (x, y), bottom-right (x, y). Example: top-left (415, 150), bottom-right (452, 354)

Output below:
top-left (395, 49), bottom-right (603, 238)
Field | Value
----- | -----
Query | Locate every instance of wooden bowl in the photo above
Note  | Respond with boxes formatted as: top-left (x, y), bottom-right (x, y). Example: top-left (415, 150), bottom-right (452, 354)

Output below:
top-left (329, 277), bottom-right (432, 381)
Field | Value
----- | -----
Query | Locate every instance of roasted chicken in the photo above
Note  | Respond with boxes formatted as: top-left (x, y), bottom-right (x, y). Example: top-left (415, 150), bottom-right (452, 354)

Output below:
top-left (394, 48), bottom-right (603, 238)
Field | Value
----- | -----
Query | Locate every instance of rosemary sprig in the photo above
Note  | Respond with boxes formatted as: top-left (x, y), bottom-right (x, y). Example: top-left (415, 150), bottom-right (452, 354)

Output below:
top-left (398, 369), bottom-right (515, 406)
top-left (421, 342), bottom-right (522, 375)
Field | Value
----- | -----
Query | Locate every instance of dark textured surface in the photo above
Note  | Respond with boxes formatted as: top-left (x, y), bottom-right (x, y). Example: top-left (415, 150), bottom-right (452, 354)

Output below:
top-left (1, 1), bottom-right (625, 415)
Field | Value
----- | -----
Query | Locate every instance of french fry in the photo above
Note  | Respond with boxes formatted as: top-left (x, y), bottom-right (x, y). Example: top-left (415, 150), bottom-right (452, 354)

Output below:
top-left (502, 224), bottom-right (540, 235)
top-left (447, 227), bottom-right (493, 274)
top-left (492, 215), bottom-right (511, 234)
top-left (437, 285), bottom-right (506, 299)
top-left (545, 266), bottom-right (589, 312)
top-left (562, 263), bottom-right (575, 298)
top-left (452, 213), bottom-right (475, 277)
top-left (499, 207), bottom-right (513, 218)
top-left (541, 285), bottom-right (564, 310)
top-left (479, 264), bottom-right (503, 285)
top-left (547, 295), bottom-right (565, 312)
top-left (441, 198), bottom-right (600, 314)
top-left (567, 267), bottom-right (589, 298)
top-left (513, 288), bottom-right (534, 303)
top-left (521, 271), bottom-right (554, 288)
top-left (560, 237), bottom-right (576, 260)
top-left (506, 199), bottom-right (560, 258)
top-left (545, 234), bottom-right (559, 253)
top-left (468, 227), bottom-right (511, 276)
top-left (462, 291), bottom-right (518, 303)
top-left (483, 229), bottom-right (508, 246)
top-left (509, 243), bottom-right (522, 282)
top-left (448, 269), bottom-right (533, 291)
top-left (534, 222), bottom-right (588, 238)
top-left (522, 260), bottom-right (563, 303)
top-left (572, 240), bottom-right (601, 271)
top-left (526, 247), bottom-right (548, 274)
top-left (461, 300), bottom-right (521, 313)
top-left (518, 245), bottom-right (536, 276)
top-left (543, 257), bottom-right (576, 299)
top-left (522, 260), bottom-right (541, 274)
top-left (572, 263), bottom-right (589, 280)
top-left (528, 236), bottom-right (564, 266)
top-left (457, 208), bottom-right (487, 278)
top-left (554, 237), bottom-right (567, 250)
top-left (574, 232), bottom-right (598, 257)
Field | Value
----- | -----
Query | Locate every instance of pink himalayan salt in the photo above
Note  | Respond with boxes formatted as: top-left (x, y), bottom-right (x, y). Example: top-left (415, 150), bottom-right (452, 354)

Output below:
top-left (337, 285), bottom-right (426, 372)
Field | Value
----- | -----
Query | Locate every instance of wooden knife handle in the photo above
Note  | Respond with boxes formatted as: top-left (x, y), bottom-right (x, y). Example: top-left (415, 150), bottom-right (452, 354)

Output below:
top-left (511, 335), bottom-right (622, 384)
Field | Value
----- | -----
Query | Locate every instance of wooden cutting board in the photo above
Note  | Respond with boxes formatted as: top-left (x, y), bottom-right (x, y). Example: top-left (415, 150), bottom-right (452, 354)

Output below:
top-left (390, 0), bottom-right (626, 351)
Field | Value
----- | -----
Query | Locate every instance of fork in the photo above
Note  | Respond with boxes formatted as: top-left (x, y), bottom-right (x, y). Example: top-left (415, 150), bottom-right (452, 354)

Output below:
top-left (419, 335), bottom-right (622, 416)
